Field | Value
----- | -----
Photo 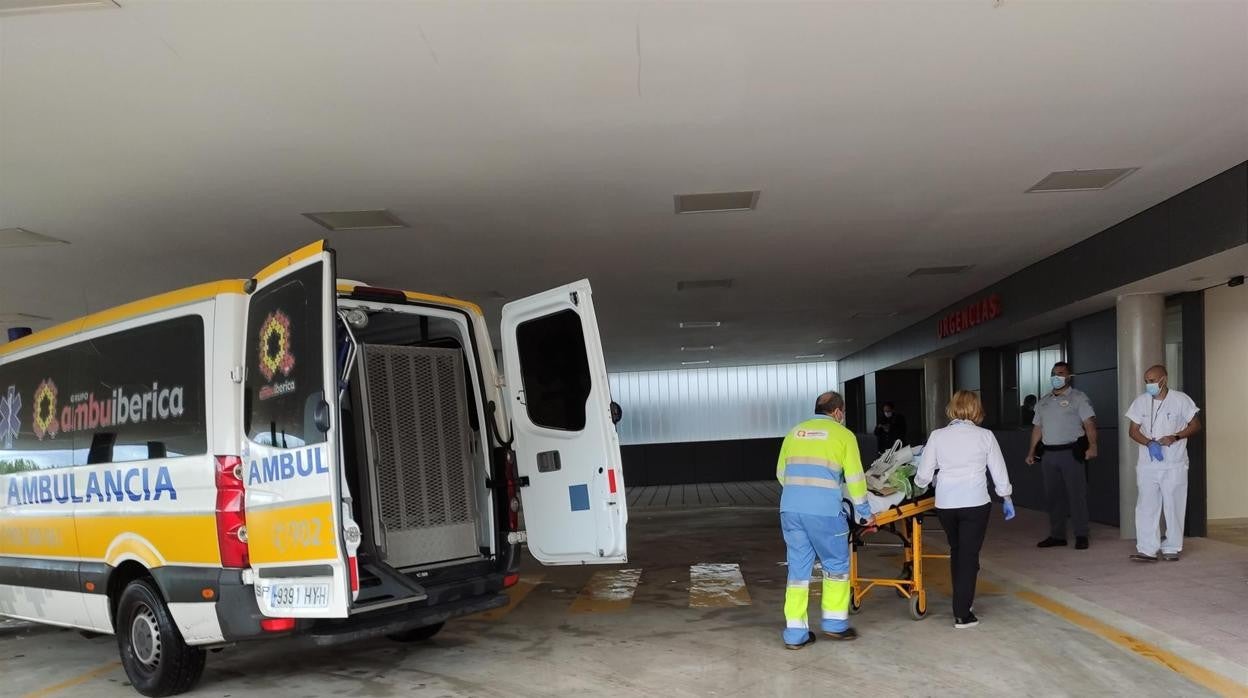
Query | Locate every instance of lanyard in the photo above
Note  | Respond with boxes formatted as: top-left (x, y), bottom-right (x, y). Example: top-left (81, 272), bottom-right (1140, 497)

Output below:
top-left (1149, 396), bottom-right (1166, 438)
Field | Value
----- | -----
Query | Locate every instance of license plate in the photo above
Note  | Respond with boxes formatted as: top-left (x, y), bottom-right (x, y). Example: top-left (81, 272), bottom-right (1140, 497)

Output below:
top-left (260, 582), bottom-right (330, 610)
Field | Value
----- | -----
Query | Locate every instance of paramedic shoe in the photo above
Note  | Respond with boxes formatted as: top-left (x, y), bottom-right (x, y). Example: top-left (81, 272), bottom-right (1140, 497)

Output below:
top-left (1075, 536), bottom-right (1089, 550)
top-left (1161, 552), bottom-right (1181, 561)
top-left (1036, 537), bottom-right (1067, 548)
top-left (784, 632), bottom-right (816, 650)
top-left (1129, 552), bottom-right (1159, 562)
top-left (823, 627), bottom-right (859, 641)
top-left (954, 613), bottom-right (980, 629)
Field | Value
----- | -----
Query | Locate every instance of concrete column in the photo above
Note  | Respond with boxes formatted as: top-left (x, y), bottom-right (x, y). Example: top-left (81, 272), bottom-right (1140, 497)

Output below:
top-left (923, 358), bottom-right (952, 436)
top-left (1116, 294), bottom-right (1165, 539)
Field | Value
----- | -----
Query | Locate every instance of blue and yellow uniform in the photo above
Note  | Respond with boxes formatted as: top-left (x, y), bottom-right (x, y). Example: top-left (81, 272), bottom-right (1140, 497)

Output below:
top-left (777, 414), bottom-right (872, 645)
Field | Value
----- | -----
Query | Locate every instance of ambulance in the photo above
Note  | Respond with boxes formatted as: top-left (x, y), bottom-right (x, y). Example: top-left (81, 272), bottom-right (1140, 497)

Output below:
top-left (0, 242), bottom-right (628, 696)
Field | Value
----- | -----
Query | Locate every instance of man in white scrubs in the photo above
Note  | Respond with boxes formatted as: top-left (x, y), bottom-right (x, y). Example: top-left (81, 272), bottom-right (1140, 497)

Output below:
top-left (1125, 365), bottom-right (1202, 562)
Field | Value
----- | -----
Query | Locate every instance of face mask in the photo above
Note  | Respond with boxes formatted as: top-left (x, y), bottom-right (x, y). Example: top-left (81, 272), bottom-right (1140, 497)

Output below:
top-left (1051, 375), bottom-right (1067, 390)
top-left (882, 411), bottom-right (893, 418)
top-left (834, 411), bottom-right (846, 426)
top-left (1145, 382), bottom-right (1162, 397)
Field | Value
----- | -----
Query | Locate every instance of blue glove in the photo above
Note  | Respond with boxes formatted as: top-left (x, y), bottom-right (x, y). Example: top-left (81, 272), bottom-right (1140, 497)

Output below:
top-left (1147, 441), bottom-right (1165, 462)
top-left (1002, 498), bottom-right (1016, 521)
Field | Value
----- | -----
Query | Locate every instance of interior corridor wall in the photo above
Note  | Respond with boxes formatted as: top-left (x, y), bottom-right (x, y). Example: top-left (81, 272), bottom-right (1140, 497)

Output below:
top-left (1205, 283), bottom-right (1248, 520)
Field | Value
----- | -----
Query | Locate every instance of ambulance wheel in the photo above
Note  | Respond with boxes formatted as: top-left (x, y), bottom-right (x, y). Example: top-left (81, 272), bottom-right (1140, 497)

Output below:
top-left (849, 596), bottom-right (861, 615)
top-left (387, 622), bottom-right (445, 642)
top-left (116, 579), bottom-right (206, 697)
top-left (909, 594), bottom-right (928, 621)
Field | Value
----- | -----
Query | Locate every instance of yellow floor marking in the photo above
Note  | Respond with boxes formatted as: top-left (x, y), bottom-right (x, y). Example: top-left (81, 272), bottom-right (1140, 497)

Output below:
top-left (469, 575), bottom-right (545, 620)
top-left (1016, 591), bottom-right (1248, 698)
top-left (570, 568), bottom-right (642, 613)
top-left (22, 662), bottom-right (121, 698)
top-left (689, 563), bottom-right (752, 608)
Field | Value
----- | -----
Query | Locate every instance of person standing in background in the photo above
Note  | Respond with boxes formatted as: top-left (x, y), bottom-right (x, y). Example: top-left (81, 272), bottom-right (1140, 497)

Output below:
top-left (1126, 365), bottom-right (1201, 562)
top-left (874, 401), bottom-right (908, 454)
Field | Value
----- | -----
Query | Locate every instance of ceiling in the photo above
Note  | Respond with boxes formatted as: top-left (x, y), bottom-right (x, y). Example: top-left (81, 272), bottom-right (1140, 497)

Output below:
top-left (0, 1), bottom-right (1245, 371)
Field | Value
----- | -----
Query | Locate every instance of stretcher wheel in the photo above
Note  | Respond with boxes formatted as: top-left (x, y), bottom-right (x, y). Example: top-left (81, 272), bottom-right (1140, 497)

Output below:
top-left (849, 595), bottom-right (862, 615)
top-left (909, 594), bottom-right (928, 620)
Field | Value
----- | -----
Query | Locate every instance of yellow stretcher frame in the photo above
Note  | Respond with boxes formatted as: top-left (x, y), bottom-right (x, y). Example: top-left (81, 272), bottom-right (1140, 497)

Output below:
top-left (847, 496), bottom-right (947, 620)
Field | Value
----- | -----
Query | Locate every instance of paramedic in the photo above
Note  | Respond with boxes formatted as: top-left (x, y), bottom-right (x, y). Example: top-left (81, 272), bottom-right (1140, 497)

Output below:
top-left (1126, 365), bottom-right (1201, 563)
top-left (776, 391), bottom-right (875, 650)
top-left (915, 391), bottom-right (1014, 628)
top-left (873, 402), bottom-right (908, 455)
top-left (1026, 362), bottom-right (1098, 550)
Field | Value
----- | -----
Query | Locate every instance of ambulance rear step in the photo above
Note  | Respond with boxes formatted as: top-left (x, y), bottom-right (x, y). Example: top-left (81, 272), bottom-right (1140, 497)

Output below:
top-left (306, 592), bottom-right (507, 647)
top-left (350, 560), bottom-right (428, 614)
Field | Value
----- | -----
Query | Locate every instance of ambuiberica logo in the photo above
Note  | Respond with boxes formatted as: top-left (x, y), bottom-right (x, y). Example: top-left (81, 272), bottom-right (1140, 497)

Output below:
top-left (25, 377), bottom-right (188, 441)
top-left (258, 310), bottom-right (297, 401)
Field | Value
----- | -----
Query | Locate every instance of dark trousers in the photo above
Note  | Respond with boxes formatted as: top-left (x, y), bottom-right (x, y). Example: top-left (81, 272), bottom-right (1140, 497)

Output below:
top-left (935, 503), bottom-right (992, 619)
top-left (1041, 449), bottom-right (1089, 538)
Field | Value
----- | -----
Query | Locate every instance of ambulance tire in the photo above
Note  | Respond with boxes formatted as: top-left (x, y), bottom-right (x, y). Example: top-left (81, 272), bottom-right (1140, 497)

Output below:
top-left (387, 622), bottom-right (445, 643)
top-left (116, 579), bottom-right (207, 697)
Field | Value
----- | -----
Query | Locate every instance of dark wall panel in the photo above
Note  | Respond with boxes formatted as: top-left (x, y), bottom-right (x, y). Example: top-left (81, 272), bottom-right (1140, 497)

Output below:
top-left (1069, 309), bottom-right (1118, 373)
top-left (955, 351), bottom-right (982, 392)
top-left (621, 433), bottom-right (882, 486)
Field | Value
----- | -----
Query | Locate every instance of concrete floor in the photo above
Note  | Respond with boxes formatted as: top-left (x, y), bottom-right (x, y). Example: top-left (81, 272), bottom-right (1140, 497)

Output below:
top-left (2, 505), bottom-right (1241, 697)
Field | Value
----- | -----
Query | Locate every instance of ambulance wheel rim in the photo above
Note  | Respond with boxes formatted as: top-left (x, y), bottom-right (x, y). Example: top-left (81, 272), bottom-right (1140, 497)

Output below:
top-left (131, 604), bottom-right (162, 668)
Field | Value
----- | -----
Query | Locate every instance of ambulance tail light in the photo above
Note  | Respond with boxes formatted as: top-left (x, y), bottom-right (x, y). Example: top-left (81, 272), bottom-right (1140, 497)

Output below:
top-left (214, 455), bottom-right (250, 569)
top-left (348, 556), bottom-right (360, 594)
top-left (505, 450), bottom-right (520, 532)
top-left (260, 618), bottom-right (295, 633)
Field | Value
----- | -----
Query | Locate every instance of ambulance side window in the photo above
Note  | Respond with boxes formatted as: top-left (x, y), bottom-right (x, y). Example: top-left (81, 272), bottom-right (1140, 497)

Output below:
top-left (245, 264), bottom-right (326, 448)
top-left (0, 350), bottom-right (76, 472)
top-left (515, 309), bottom-right (591, 432)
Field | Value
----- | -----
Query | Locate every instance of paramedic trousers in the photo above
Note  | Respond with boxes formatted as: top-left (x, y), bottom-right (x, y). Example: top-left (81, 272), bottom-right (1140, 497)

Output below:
top-left (1135, 465), bottom-right (1189, 556)
top-left (935, 503), bottom-right (991, 619)
top-left (780, 512), bottom-right (850, 644)
top-left (1042, 449), bottom-right (1089, 539)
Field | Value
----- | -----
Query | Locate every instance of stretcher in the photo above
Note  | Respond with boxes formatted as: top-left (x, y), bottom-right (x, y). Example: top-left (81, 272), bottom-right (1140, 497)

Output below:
top-left (846, 495), bottom-right (947, 620)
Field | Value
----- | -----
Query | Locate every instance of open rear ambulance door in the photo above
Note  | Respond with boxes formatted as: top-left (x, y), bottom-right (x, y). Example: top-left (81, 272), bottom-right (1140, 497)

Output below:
top-left (241, 241), bottom-right (352, 618)
top-left (501, 280), bottom-right (628, 564)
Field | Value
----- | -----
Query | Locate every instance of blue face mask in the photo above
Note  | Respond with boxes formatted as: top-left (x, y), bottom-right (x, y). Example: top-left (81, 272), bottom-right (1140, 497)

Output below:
top-left (1145, 382), bottom-right (1162, 397)
top-left (1050, 375), bottom-right (1067, 390)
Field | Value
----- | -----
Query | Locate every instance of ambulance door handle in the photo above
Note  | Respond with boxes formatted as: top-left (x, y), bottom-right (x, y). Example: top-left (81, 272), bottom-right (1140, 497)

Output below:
top-left (515, 390), bottom-right (526, 406)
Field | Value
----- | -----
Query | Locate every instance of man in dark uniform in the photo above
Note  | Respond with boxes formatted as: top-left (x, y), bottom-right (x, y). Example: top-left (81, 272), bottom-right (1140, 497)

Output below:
top-left (1026, 362), bottom-right (1098, 550)
top-left (873, 402), bottom-right (908, 454)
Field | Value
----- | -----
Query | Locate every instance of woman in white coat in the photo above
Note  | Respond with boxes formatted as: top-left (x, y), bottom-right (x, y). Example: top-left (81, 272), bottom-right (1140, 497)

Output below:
top-left (915, 390), bottom-right (1015, 628)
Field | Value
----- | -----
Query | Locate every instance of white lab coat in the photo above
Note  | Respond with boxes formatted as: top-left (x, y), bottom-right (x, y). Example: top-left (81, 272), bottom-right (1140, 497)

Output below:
top-left (1125, 390), bottom-right (1200, 555)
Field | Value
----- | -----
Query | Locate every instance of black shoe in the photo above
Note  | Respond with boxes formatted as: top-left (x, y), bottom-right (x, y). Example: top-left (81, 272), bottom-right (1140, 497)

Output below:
top-left (784, 631), bottom-right (816, 650)
top-left (954, 612), bottom-right (980, 629)
top-left (823, 627), bottom-right (858, 641)
top-left (1037, 537), bottom-right (1067, 548)
top-left (1161, 552), bottom-right (1181, 561)
top-left (1129, 552), bottom-right (1159, 562)
top-left (1075, 537), bottom-right (1089, 550)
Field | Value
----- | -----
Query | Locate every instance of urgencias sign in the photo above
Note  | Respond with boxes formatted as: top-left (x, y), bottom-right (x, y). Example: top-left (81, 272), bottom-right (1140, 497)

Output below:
top-left (937, 294), bottom-right (1001, 339)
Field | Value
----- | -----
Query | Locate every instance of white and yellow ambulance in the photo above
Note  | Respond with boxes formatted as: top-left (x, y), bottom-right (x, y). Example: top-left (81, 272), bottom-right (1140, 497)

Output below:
top-left (0, 241), bottom-right (628, 696)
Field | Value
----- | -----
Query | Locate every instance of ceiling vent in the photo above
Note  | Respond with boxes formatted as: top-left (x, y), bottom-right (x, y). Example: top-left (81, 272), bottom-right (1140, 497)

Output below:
top-left (1026, 168), bottom-right (1137, 193)
top-left (303, 209), bottom-right (408, 231)
top-left (0, 0), bottom-right (118, 15)
top-left (680, 345), bottom-right (715, 352)
top-left (679, 321), bottom-right (722, 329)
top-left (817, 337), bottom-right (854, 345)
top-left (909, 265), bottom-right (973, 277)
top-left (675, 191), bottom-right (760, 214)
top-left (795, 353), bottom-right (826, 360)
top-left (676, 279), bottom-right (734, 292)
top-left (680, 360), bottom-right (711, 366)
top-left (852, 311), bottom-right (898, 320)
top-left (0, 228), bottom-right (68, 248)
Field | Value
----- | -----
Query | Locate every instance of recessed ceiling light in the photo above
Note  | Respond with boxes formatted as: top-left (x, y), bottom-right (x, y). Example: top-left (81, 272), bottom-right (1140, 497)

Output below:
top-left (0, 312), bottom-right (52, 324)
top-left (674, 191), bottom-right (760, 214)
top-left (681, 345), bottom-right (715, 352)
top-left (680, 360), bottom-right (711, 366)
top-left (676, 279), bottom-right (734, 291)
top-left (1189, 276), bottom-right (1206, 282)
top-left (0, 228), bottom-right (69, 249)
top-left (817, 337), bottom-right (854, 345)
top-left (0, 0), bottom-right (119, 15)
top-left (795, 354), bottom-right (826, 360)
top-left (909, 265), bottom-right (973, 277)
top-left (679, 321), bottom-right (722, 329)
top-left (1026, 168), bottom-right (1137, 193)
top-left (852, 311), bottom-right (898, 320)
top-left (302, 209), bottom-right (408, 231)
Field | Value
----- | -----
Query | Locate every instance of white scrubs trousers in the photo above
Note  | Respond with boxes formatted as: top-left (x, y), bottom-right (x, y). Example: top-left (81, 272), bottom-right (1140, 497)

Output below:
top-left (1135, 465), bottom-right (1188, 555)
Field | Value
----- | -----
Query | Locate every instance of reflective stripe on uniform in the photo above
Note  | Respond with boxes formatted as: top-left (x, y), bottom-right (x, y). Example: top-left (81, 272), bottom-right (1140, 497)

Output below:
top-left (784, 456), bottom-right (842, 472)
top-left (844, 473), bottom-right (865, 485)
top-left (784, 476), bottom-right (840, 489)
top-left (787, 580), bottom-right (810, 590)
top-left (822, 609), bottom-right (849, 621)
top-left (786, 618), bottom-right (809, 629)
top-left (823, 572), bottom-right (849, 582)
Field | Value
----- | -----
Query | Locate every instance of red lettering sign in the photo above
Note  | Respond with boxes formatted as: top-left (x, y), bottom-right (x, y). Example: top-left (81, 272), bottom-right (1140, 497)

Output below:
top-left (937, 294), bottom-right (1002, 339)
